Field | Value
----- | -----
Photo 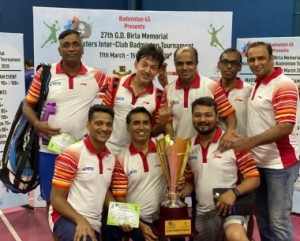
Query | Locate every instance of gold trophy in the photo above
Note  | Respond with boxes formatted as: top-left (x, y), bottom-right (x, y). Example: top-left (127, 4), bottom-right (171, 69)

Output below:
top-left (153, 135), bottom-right (197, 238)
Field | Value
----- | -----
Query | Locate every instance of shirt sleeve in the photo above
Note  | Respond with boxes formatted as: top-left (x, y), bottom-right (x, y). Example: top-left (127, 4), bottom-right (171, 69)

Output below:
top-left (211, 83), bottom-right (235, 118)
top-left (273, 80), bottom-right (298, 124)
top-left (25, 67), bottom-right (43, 105)
top-left (111, 160), bottom-right (128, 197)
top-left (235, 150), bottom-right (260, 179)
top-left (100, 74), bottom-right (115, 107)
top-left (52, 147), bottom-right (79, 189)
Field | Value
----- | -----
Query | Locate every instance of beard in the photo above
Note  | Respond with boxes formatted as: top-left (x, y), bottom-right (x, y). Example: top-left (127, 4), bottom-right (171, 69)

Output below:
top-left (195, 122), bottom-right (217, 135)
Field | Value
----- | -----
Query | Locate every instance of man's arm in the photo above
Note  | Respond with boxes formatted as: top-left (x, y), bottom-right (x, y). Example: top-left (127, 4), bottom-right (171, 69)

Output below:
top-left (50, 186), bottom-right (97, 241)
top-left (232, 122), bottom-right (294, 152)
top-left (152, 100), bottom-right (174, 137)
top-left (219, 112), bottom-right (237, 151)
top-left (179, 180), bottom-right (194, 199)
top-left (22, 101), bottom-right (60, 137)
top-left (215, 176), bottom-right (260, 216)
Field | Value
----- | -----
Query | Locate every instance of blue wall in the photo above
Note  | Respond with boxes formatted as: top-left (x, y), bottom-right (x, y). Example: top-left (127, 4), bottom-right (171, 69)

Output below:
top-left (141, 0), bottom-right (295, 48)
top-left (0, 0), bottom-right (295, 59)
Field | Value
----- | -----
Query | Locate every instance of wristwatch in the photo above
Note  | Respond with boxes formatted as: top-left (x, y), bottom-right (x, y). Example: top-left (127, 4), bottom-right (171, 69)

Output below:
top-left (231, 187), bottom-right (240, 198)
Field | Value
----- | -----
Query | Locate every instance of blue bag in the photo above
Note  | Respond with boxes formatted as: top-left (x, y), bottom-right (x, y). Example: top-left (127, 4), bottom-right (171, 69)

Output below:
top-left (0, 64), bottom-right (51, 193)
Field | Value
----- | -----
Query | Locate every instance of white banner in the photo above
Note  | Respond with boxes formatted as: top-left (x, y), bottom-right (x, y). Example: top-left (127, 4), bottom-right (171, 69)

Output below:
top-left (33, 7), bottom-right (232, 85)
top-left (0, 32), bottom-right (28, 209)
top-left (237, 37), bottom-right (300, 213)
top-left (31, 7), bottom-right (232, 208)
top-left (237, 37), bottom-right (300, 85)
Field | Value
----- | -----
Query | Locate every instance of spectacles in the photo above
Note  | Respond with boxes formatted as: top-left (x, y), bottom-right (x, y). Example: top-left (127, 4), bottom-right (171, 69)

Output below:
top-left (219, 59), bottom-right (241, 68)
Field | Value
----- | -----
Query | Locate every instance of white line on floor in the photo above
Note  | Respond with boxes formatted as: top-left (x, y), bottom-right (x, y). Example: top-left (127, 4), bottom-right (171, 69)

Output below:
top-left (0, 209), bottom-right (22, 241)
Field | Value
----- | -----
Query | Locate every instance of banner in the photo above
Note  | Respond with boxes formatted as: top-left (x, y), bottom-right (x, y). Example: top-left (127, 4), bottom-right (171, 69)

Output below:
top-left (33, 7), bottom-right (232, 85)
top-left (237, 37), bottom-right (300, 85)
top-left (237, 37), bottom-right (300, 213)
top-left (31, 7), bottom-right (232, 208)
top-left (0, 32), bottom-right (28, 209)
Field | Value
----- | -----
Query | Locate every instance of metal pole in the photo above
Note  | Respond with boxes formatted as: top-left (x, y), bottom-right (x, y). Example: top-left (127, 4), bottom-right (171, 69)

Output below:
top-left (293, 0), bottom-right (300, 35)
top-left (128, 0), bottom-right (141, 10)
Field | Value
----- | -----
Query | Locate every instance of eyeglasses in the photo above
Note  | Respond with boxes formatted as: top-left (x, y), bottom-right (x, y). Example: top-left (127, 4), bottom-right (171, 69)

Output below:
top-left (219, 59), bottom-right (241, 68)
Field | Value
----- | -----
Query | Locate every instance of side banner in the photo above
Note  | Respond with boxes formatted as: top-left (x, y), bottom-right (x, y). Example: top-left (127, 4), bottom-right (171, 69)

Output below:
top-left (33, 7), bottom-right (232, 84)
top-left (0, 32), bottom-right (28, 209)
top-left (236, 37), bottom-right (300, 213)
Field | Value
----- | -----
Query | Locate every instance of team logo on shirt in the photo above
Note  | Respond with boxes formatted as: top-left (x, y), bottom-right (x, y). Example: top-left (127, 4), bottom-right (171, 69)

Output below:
top-left (129, 169), bottom-right (137, 175)
top-left (116, 96), bottom-right (125, 101)
top-left (173, 100), bottom-right (180, 105)
top-left (49, 81), bottom-right (61, 86)
top-left (83, 166), bottom-right (94, 171)
top-left (189, 156), bottom-right (197, 161)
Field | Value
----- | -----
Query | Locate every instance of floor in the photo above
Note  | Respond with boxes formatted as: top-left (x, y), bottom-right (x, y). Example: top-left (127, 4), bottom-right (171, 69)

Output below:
top-left (0, 207), bottom-right (300, 241)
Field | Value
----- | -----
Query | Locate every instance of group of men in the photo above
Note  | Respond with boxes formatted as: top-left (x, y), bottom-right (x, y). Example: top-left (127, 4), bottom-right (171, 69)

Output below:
top-left (23, 29), bottom-right (299, 241)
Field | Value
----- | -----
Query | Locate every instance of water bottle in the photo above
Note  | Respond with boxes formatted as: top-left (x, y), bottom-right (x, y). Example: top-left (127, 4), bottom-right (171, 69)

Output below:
top-left (39, 102), bottom-right (56, 145)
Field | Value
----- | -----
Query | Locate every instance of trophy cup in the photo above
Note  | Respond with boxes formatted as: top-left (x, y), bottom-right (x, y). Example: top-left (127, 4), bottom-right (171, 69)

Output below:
top-left (153, 135), bottom-right (197, 238)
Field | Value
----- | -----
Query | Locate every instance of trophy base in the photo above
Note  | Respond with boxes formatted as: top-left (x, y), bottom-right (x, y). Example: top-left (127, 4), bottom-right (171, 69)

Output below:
top-left (152, 206), bottom-right (198, 238)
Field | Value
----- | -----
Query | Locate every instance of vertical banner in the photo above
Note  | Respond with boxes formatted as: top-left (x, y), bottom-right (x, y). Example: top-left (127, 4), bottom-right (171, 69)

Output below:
top-left (0, 32), bottom-right (28, 209)
top-left (33, 7), bottom-right (232, 86)
top-left (237, 37), bottom-right (300, 213)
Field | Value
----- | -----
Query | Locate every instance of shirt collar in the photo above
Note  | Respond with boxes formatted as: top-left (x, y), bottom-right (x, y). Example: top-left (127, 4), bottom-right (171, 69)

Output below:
top-left (175, 73), bottom-right (200, 89)
top-left (56, 61), bottom-right (88, 75)
top-left (218, 77), bottom-right (244, 89)
top-left (129, 140), bottom-right (157, 155)
top-left (194, 128), bottom-right (223, 145)
top-left (255, 67), bottom-right (282, 84)
top-left (123, 73), bottom-right (154, 95)
top-left (83, 135), bottom-right (111, 156)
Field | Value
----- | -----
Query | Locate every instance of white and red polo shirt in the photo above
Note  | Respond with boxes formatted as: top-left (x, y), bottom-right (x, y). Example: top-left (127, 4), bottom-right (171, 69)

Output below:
top-left (160, 74), bottom-right (235, 139)
top-left (247, 67), bottom-right (299, 169)
top-left (102, 74), bottom-right (162, 154)
top-left (51, 136), bottom-right (116, 233)
top-left (187, 128), bottom-right (259, 213)
top-left (26, 62), bottom-right (112, 153)
top-left (217, 78), bottom-right (252, 136)
top-left (110, 140), bottom-right (165, 223)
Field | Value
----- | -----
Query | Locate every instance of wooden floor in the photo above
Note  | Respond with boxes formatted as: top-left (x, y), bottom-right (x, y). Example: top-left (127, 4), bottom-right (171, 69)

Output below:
top-left (0, 207), bottom-right (300, 241)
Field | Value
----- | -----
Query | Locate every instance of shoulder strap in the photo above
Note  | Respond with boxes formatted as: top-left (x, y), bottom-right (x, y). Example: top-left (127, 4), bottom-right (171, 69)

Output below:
top-left (111, 77), bottom-right (121, 106)
top-left (36, 63), bottom-right (51, 117)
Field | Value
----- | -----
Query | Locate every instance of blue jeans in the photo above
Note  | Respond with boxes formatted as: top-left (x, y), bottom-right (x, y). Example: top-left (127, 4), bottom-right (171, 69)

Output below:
top-left (255, 162), bottom-right (300, 241)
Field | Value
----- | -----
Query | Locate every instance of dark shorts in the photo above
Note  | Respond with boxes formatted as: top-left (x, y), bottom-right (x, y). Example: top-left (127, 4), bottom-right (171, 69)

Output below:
top-left (54, 216), bottom-right (101, 241)
top-left (38, 152), bottom-right (58, 201)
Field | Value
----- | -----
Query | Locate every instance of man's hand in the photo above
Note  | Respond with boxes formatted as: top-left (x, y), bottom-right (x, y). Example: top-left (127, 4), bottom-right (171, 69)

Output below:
top-left (119, 223), bottom-right (133, 233)
top-left (215, 190), bottom-right (236, 216)
top-left (156, 100), bottom-right (174, 127)
top-left (139, 222), bottom-right (158, 241)
top-left (35, 121), bottom-right (60, 138)
top-left (231, 131), bottom-right (252, 152)
top-left (74, 217), bottom-right (97, 241)
top-left (176, 176), bottom-right (186, 193)
top-left (218, 130), bottom-right (234, 152)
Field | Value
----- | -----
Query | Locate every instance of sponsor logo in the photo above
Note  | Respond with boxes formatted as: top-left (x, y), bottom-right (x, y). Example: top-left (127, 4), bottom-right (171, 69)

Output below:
top-left (49, 81), bottom-right (61, 86)
top-left (116, 97), bottom-right (125, 101)
top-left (189, 156), bottom-right (197, 161)
top-left (129, 169), bottom-right (137, 175)
top-left (83, 166), bottom-right (94, 171)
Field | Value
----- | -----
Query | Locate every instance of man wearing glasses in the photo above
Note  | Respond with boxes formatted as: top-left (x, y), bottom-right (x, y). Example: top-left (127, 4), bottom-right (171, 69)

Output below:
top-left (217, 48), bottom-right (252, 136)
